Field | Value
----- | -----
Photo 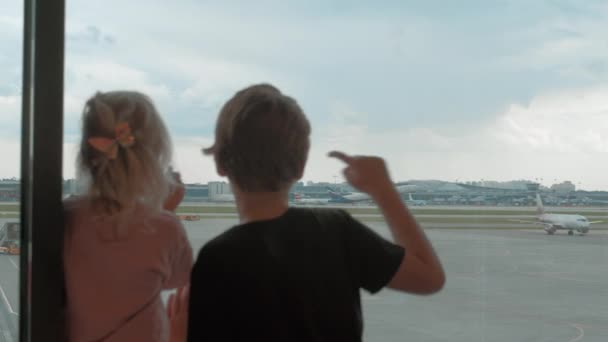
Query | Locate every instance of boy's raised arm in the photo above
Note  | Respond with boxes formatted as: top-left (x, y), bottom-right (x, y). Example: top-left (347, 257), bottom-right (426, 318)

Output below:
top-left (329, 151), bottom-right (445, 295)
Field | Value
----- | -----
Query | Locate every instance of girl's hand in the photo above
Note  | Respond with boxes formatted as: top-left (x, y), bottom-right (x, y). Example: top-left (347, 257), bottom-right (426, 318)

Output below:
top-left (164, 171), bottom-right (185, 212)
top-left (167, 285), bottom-right (189, 342)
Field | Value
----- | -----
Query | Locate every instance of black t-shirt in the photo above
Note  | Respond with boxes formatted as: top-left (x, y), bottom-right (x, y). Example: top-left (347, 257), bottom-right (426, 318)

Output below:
top-left (187, 208), bottom-right (405, 342)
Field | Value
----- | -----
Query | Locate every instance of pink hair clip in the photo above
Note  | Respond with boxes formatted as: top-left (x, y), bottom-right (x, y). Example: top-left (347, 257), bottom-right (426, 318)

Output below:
top-left (87, 122), bottom-right (136, 159)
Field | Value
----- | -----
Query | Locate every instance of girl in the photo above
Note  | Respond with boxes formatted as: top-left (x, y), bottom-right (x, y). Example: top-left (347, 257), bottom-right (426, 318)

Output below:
top-left (63, 91), bottom-right (193, 341)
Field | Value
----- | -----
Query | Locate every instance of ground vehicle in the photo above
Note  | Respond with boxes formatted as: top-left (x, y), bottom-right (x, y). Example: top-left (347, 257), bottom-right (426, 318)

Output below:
top-left (0, 243), bottom-right (19, 255)
top-left (0, 222), bottom-right (21, 249)
top-left (178, 215), bottom-right (201, 221)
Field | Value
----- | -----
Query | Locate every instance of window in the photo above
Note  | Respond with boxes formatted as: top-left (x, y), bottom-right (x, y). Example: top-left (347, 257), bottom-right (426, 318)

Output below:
top-left (0, 2), bottom-right (23, 340)
top-left (63, 1), bottom-right (608, 341)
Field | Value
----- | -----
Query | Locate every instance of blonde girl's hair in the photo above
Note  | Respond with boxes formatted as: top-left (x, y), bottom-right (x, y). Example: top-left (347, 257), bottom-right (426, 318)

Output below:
top-left (77, 91), bottom-right (173, 215)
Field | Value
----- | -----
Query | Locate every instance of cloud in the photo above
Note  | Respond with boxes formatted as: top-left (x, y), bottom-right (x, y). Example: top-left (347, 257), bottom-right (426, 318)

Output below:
top-left (66, 60), bottom-right (171, 102)
top-left (67, 25), bottom-right (116, 46)
top-left (177, 58), bottom-right (274, 109)
top-left (0, 96), bottom-right (21, 138)
top-left (0, 138), bottom-right (20, 179)
top-left (63, 59), bottom-right (173, 134)
top-left (494, 87), bottom-right (608, 153)
top-left (2, 0), bottom-right (608, 190)
top-left (495, 4), bottom-right (608, 78)
top-left (0, 95), bottom-right (20, 122)
top-left (172, 137), bottom-right (220, 183)
top-left (62, 136), bottom-right (222, 184)
top-left (302, 86), bottom-right (608, 190)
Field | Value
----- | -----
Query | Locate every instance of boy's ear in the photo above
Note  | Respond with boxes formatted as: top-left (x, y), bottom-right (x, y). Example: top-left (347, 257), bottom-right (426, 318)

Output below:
top-left (214, 155), bottom-right (228, 177)
top-left (295, 158), bottom-right (307, 180)
top-left (217, 165), bottom-right (227, 177)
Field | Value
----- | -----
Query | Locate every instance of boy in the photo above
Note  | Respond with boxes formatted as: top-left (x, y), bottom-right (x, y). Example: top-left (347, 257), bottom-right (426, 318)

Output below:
top-left (188, 84), bottom-right (445, 341)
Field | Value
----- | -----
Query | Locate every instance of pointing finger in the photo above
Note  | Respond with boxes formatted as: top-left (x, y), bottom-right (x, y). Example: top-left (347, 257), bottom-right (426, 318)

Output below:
top-left (328, 151), bottom-right (354, 164)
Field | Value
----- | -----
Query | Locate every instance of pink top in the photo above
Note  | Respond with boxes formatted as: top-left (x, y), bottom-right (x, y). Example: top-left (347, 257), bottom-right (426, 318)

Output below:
top-left (63, 198), bottom-right (193, 342)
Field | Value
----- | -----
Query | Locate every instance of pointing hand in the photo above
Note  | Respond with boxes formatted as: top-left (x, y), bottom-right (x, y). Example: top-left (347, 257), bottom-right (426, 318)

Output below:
top-left (328, 151), bottom-right (394, 196)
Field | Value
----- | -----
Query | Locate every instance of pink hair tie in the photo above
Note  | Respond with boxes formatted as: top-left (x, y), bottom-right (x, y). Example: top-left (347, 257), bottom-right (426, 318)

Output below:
top-left (87, 122), bottom-right (136, 159)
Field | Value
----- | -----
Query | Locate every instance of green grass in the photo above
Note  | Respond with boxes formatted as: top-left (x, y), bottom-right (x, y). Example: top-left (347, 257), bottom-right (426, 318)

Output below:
top-left (0, 204), bottom-right (19, 211)
top-left (175, 206), bottom-right (608, 218)
top-left (412, 217), bottom-right (525, 224)
top-left (0, 203), bottom-right (605, 221)
top-left (0, 212), bottom-right (18, 218)
top-left (176, 206), bottom-right (239, 214)
top-left (180, 215), bottom-right (239, 220)
top-left (177, 206), bottom-right (492, 216)
top-left (351, 215), bottom-right (523, 224)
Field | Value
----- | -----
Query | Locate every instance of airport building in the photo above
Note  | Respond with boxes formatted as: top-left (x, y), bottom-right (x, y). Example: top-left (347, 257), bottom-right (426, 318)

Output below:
top-left (2, 178), bottom-right (607, 207)
top-left (183, 184), bottom-right (208, 202)
top-left (207, 181), bottom-right (232, 201)
top-left (0, 180), bottom-right (19, 201)
top-left (551, 181), bottom-right (576, 193)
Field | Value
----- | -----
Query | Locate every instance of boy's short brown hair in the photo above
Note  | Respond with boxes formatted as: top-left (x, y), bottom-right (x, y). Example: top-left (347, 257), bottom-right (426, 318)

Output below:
top-left (204, 84), bottom-right (311, 192)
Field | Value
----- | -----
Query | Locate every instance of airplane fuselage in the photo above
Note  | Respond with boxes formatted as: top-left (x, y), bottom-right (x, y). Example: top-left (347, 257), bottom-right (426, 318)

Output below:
top-left (518, 194), bottom-right (598, 235)
top-left (293, 198), bottom-right (329, 205)
top-left (538, 213), bottom-right (590, 234)
top-left (328, 184), bottom-right (417, 203)
top-left (328, 193), bottom-right (368, 203)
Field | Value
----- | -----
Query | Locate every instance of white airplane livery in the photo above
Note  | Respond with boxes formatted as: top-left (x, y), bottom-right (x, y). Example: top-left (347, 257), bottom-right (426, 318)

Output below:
top-left (406, 193), bottom-right (427, 206)
top-left (292, 193), bottom-right (329, 205)
top-left (327, 183), bottom-right (417, 204)
top-left (515, 194), bottom-right (601, 235)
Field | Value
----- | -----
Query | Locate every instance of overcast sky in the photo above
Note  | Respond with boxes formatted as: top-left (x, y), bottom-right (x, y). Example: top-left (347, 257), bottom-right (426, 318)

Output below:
top-left (2, 1), bottom-right (608, 189)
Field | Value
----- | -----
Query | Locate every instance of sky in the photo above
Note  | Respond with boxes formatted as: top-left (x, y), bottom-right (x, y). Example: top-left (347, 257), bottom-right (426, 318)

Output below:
top-left (2, 0), bottom-right (608, 189)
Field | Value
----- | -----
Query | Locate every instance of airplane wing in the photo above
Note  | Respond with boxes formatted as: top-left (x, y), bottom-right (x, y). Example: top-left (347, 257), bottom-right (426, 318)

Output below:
top-left (589, 221), bottom-right (603, 224)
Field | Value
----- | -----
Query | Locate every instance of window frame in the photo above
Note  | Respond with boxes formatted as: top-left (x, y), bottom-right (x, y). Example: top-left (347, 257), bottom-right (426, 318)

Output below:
top-left (20, 0), bottom-right (67, 340)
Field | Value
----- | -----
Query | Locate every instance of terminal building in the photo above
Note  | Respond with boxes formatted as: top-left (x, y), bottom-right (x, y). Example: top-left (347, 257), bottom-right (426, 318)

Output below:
top-left (184, 183), bottom-right (209, 202)
top-left (1, 178), bottom-right (606, 207)
top-left (0, 180), bottom-right (19, 201)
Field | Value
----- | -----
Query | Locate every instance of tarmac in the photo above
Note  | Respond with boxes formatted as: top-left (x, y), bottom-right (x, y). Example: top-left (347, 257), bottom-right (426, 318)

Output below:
top-left (1, 212), bottom-right (608, 341)
top-left (0, 221), bottom-right (18, 342)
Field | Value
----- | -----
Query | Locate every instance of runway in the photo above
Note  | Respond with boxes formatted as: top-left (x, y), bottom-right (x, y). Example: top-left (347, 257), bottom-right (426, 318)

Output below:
top-left (1, 212), bottom-right (608, 341)
top-left (182, 218), bottom-right (608, 342)
top-left (0, 220), bottom-right (19, 341)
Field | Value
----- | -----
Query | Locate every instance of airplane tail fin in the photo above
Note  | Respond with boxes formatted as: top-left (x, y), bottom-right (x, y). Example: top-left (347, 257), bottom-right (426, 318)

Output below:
top-left (408, 193), bottom-right (413, 201)
top-left (536, 193), bottom-right (545, 215)
top-left (326, 187), bottom-right (343, 200)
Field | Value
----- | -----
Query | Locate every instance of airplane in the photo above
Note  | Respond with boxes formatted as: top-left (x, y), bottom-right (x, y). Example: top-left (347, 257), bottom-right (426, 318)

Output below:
top-left (292, 193), bottom-right (329, 206)
top-left (327, 182), bottom-right (417, 204)
top-left (405, 193), bottom-right (426, 206)
top-left (512, 193), bottom-right (601, 236)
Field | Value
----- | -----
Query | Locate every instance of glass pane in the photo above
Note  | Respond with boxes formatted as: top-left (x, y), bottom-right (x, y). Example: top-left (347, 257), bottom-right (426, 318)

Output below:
top-left (0, 2), bottom-right (22, 341)
top-left (66, 1), bottom-right (608, 341)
